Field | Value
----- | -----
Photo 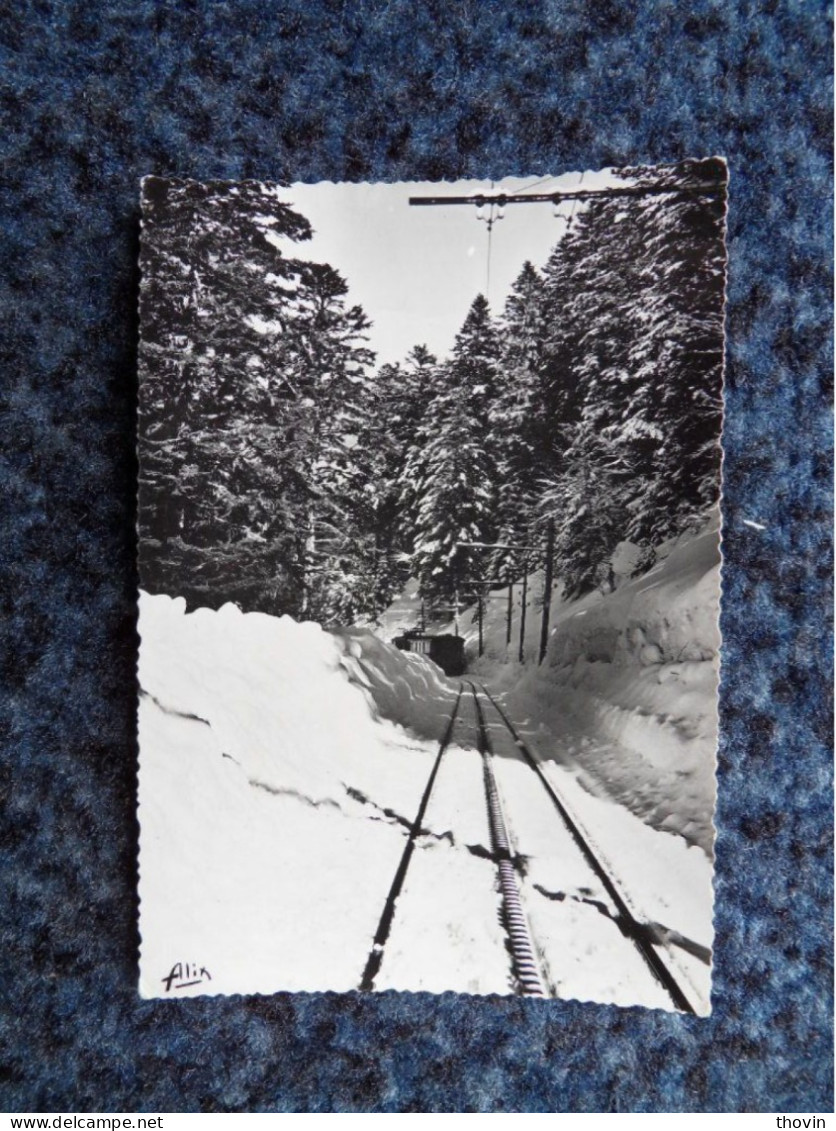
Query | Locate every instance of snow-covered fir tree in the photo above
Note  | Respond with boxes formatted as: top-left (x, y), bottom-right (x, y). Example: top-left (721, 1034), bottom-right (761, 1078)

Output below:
top-left (139, 161), bottom-right (726, 626)
top-left (405, 297), bottom-right (500, 603)
top-left (366, 346), bottom-right (439, 611)
top-left (530, 158), bottom-right (726, 593)
top-left (138, 180), bottom-right (377, 619)
top-left (281, 261), bottom-right (376, 623)
top-left (409, 386), bottom-right (497, 603)
top-left (487, 261), bottom-right (549, 579)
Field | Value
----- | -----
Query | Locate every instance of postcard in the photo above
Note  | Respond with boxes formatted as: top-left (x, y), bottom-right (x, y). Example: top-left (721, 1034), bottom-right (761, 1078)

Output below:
top-left (137, 163), bottom-right (727, 1011)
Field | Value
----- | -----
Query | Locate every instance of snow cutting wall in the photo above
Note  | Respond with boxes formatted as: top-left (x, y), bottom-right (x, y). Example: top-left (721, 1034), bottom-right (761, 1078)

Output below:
top-left (136, 589), bottom-right (715, 1007)
top-left (136, 592), bottom-right (466, 996)
top-left (473, 518), bottom-right (722, 854)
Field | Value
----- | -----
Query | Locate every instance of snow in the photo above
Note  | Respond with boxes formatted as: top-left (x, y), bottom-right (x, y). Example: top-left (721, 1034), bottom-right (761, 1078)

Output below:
top-left (138, 593), bottom-right (439, 997)
top-left (138, 512), bottom-right (718, 1011)
top-left (431, 514), bottom-right (721, 854)
top-left (476, 692), bottom-right (711, 1011)
top-left (361, 576), bottom-right (423, 642)
top-left (245, 314), bottom-right (283, 336)
top-left (139, 593), bottom-right (509, 1000)
top-left (139, 695), bottom-right (409, 994)
top-left (335, 625), bottom-right (459, 744)
top-left (610, 539), bottom-right (644, 582)
top-left (375, 713), bottom-right (510, 995)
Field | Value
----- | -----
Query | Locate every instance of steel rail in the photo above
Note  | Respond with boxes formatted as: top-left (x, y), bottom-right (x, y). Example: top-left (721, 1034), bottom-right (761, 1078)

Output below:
top-left (358, 686), bottom-right (464, 992)
top-left (478, 683), bottom-right (698, 1015)
top-left (467, 682), bottom-right (546, 998)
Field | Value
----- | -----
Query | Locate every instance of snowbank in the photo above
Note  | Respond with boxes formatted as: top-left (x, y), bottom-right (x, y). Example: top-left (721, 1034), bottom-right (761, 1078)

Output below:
top-left (137, 591), bottom-right (448, 997)
top-left (505, 520), bottom-right (720, 854)
top-left (385, 516), bottom-right (721, 854)
top-left (335, 626), bottom-right (460, 744)
top-left (137, 587), bottom-right (714, 1009)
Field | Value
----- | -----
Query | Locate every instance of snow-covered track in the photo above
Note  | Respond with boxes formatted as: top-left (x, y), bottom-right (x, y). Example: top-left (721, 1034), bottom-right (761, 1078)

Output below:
top-left (477, 683), bottom-right (698, 1015)
top-left (469, 684), bottom-right (546, 998)
top-left (358, 686), bottom-right (465, 992)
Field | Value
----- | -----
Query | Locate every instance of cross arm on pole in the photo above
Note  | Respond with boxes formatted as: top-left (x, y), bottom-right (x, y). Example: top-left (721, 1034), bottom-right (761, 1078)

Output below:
top-left (409, 182), bottom-right (725, 208)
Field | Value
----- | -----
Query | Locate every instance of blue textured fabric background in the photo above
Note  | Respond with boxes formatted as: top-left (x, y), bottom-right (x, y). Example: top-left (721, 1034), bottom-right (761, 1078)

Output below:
top-left (1, 0), bottom-right (832, 1113)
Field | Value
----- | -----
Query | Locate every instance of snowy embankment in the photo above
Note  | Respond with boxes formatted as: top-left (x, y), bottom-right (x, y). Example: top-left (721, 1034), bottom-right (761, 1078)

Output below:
top-left (448, 515), bottom-right (721, 854)
top-left (138, 583), bottom-right (714, 1009)
top-left (137, 591), bottom-right (473, 998)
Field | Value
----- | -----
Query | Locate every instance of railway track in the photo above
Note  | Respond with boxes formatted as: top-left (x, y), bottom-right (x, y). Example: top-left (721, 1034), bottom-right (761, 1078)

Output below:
top-left (359, 680), bottom-right (705, 1013)
top-left (469, 684), bottom-right (546, 998)
top-left (359, 685), bottom-right (464, 992)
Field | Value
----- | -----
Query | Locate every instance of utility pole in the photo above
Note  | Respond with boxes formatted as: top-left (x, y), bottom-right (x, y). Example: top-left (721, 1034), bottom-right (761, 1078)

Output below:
top-left (477, 591), bottom-right (484, 657)
top-left (506, 578), bottom-right (513, 648)
top-left (458, 540), bottom-right (541, 662)
top-left (539, 518), bottom-right (555, 665)
top-left (518, 564), bottom-right (528, 664)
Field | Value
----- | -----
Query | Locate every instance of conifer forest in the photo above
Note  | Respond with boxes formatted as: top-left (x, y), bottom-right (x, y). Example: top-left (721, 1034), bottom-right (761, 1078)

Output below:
top-left (138, 161), bottom-right (727, 625)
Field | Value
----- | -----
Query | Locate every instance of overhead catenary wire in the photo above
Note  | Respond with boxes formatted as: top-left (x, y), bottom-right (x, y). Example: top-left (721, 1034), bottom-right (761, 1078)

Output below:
top-left (486, 210), bottom-right (493, 298)
top-left (563, 169), bottom-right (584, 230)
top-left (408, 179), bottom-right (726, 208)
top-left (520, 173), bottom-right (562, 193)
top-left (411, 172), bottom-right (726, 308)
top-left (479, 179), bottom-right (498, 299)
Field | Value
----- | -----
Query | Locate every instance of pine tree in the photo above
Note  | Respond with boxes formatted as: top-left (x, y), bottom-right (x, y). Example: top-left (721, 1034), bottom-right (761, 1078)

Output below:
top-left (138, 179), bottom-right (378, 619)
top-left (449, 294), bottom-right (501, 427)
top-left (364, 346), bottom-right (439, 616)
top-left (533, 159), bottom-right (726, 592)
top-left (541, 424), bottom-right (636, 597)
top-left (138, 178), bottom-right (318, 610)
top-left (488, 262), bottom-right (548, 578)
top-left (407, 297), bottom-right (500, 603)
top-left (267, 260), bottom-right (377, 623)
top-left (618, 161), bottom-right (726, 544)
top-left (410, 382), bottom-right (497, 603)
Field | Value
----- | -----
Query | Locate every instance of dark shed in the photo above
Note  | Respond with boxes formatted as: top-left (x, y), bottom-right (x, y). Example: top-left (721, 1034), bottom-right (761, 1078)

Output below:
top-left (392, 632), bottom-right (466, 677)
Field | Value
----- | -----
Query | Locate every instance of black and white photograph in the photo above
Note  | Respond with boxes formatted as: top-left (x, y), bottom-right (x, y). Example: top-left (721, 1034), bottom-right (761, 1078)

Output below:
top-left (136, 162), bottom-right (727, 1012)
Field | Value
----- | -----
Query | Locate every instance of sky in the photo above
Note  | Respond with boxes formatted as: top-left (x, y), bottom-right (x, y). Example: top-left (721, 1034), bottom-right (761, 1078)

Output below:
top-left (281, 169), bottom-right (621, 367)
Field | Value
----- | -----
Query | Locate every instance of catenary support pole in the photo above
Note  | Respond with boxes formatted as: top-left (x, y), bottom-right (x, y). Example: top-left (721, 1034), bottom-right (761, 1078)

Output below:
top-left (506, 579), bottom-right (513, 647)
top-left (478, 592), bottom-right (484, 657)
top-left (539, 518), bottom-right (555, 665)
top-left (518, 564), bottom-right (528, 664)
